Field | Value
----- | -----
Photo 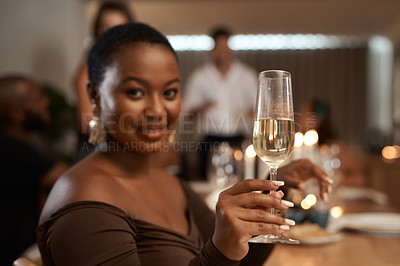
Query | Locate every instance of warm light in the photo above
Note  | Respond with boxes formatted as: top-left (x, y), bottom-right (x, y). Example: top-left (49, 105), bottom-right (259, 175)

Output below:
top-left (305, 194), bottom-right (317, 206)
top-left (303, 129), bottom-right (319, 146)
top-left (89, 120), bottom-right (96, 128)
top-left (294, 132), bottom-right (304, 147)
top-left (382, 146), bottom-right (398, 160)
top-left (330, 206), bottom-right (344, 218)
top-left (245, 144), bottom-right (257, 159)
top-left (394, 145), bottom-right (400, 159)
top-left (300, 199), bottom-right (312, 210)
top-left (234, 150), bottom-right (243, 161)
top-left (330, 143), bottom-right (341, 154)
top-left (319, 144), bottom-right (330, 155)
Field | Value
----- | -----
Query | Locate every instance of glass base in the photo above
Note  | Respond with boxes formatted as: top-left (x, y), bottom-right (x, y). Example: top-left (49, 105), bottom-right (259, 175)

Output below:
top-left (249, 234), bottom-right (300, 244)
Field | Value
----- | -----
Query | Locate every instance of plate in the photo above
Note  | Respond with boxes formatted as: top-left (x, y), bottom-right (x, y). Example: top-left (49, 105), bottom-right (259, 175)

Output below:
top-left (285, 223), bottom-right (343, 245)
top-left (340, 212), bottom-right (400, 237)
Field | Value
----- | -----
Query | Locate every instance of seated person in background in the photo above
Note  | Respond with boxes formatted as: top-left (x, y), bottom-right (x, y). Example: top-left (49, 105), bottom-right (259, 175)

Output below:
top-left (37, 23), bottom-right (332, 266)
top-left (73, 1), bottom-right (134, 162)
top-left (183, 26), bottom-right (257, 179)
top-left (298, 99), bottom-right (366, 186)
top-left (0, 75), bottom-right (68, 265)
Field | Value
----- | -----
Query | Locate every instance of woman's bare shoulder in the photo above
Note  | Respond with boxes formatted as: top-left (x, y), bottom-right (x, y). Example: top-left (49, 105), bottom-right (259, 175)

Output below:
top-left (39, 153), bottom-right (122, 223)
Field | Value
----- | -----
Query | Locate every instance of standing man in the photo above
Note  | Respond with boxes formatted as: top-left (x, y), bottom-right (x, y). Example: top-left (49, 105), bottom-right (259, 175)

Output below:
top-left (183, 26), bottom-right (258, 179)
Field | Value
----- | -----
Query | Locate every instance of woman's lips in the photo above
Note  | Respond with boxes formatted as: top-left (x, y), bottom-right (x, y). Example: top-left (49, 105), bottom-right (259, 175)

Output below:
top-left (136, 125), bottom-right (167, 140)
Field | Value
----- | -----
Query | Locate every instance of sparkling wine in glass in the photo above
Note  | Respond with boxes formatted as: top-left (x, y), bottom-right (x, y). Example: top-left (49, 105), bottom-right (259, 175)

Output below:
top-left (249, 70), bottom-right (299, 244)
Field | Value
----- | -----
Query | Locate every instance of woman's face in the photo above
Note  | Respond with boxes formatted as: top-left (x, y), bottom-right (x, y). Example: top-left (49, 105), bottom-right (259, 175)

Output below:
top-left (97, 43), bottom-right (181, 153)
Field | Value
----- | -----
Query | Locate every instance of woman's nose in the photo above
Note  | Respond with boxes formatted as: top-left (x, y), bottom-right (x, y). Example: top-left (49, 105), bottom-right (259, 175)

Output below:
top-left (144, 95), bottom-right (166, 120)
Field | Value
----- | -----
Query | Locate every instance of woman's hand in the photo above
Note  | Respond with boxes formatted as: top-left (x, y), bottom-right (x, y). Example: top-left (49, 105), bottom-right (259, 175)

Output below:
top-left (278, 159), bottom-right (333, 200)
top-left (212, 179), bottom-right (295, 261)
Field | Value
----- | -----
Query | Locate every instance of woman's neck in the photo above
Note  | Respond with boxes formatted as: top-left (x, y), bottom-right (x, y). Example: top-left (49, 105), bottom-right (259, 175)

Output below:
top-left (101, 141), bottom-right (160, 178)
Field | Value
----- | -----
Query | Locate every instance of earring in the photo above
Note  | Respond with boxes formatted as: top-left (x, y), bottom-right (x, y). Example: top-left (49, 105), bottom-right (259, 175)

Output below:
top-left (168, 130), bottom-right (176, 145)
top-left (88, 104), bottom-right (106, 144)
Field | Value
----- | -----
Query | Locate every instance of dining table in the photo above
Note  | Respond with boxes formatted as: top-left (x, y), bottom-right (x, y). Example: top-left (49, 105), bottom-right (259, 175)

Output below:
top-left (189, 181), bottom-right (400, 266)
top-left (262, 199), bottom-right (400, 266)
top-left (263, 230), bottom-right (400, 266)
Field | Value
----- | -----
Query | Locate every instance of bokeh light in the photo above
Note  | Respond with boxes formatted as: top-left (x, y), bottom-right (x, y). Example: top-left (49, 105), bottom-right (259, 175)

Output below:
top-left (304, 129), bottom-right (319, 146)
top-left (234, 150), bottom-right (243, 161)
top-left (330, 206), bottom-right (344, 218)
top-left (305, 194), bottom-right (317, 206)
top-left (245, 144), bottom-right (257, 158)
top-left (300, 199), bottom-right (312, 210)
top-left (382, 146), bottom-right (398, 160)
top-left (294, 132), bottom-right (304, 147)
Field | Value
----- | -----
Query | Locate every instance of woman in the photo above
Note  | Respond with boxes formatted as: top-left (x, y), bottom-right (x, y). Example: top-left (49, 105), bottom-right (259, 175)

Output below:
top-left (37, 23), bottom-right (331, 265)
top-left (298, 99), bottom-right (365, 186)
top-left (73, 1), bottom-right (134, 161)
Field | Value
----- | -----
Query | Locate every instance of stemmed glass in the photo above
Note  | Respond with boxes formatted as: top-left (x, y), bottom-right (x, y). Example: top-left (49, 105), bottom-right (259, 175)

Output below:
top-left (249, 70), bottom-right (299, 244)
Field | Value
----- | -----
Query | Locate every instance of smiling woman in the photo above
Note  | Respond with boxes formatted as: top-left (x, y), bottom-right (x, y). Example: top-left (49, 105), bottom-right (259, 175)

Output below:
top-left (89, 43), bottom-right (181, 153)
top-left (35, 22), bottom-right (330, 266)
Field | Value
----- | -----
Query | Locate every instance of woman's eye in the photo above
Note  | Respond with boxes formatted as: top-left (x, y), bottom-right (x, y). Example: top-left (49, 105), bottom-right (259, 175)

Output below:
top-left (127, 89), bottom-right (144, 98)
top-left (164, 89), bottom-right (178, 99)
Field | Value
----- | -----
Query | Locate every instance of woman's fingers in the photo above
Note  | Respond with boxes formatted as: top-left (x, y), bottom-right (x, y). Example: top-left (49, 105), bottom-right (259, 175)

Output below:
top-left (223, 179), bottom-right (284, 196)
top-left (229, 191), bottom-right (294, 210)
top-left (242, 220), bottom-right (290, 237)
top-left (237, 208), bottom-right (295, 226)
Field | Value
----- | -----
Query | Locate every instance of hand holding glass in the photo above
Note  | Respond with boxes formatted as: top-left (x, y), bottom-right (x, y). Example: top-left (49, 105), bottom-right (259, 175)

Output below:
top-left (250, 70), bottom-right (299, 244)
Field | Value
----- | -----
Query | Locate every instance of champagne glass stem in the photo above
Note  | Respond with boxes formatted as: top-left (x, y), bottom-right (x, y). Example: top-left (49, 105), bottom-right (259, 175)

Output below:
top-left (269, 167), bottom-right (278, 215)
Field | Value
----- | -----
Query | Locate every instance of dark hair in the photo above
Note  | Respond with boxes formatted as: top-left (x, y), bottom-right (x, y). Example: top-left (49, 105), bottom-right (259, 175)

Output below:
top-left (93, 1), bottom-right (134, 38)
top-left (88, 22), bottom-right (177, 85)
top-left (310, 98), bottom-right (337, 145)
top-left (209, 26), bottom-right (232, 41)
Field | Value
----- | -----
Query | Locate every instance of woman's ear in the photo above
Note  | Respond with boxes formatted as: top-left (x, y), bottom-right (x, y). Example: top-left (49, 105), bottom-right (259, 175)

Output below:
top-left (87, 82), bottom-right (100, 105)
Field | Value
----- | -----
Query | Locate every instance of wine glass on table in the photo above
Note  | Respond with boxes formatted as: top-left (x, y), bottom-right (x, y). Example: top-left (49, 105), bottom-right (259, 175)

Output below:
top-left (250, 70), bottom-right (299, 244)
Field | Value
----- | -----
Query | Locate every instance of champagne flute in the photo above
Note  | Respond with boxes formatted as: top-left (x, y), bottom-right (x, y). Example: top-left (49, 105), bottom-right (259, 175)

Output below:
top-left (249, 70), bottom-right (299, 244)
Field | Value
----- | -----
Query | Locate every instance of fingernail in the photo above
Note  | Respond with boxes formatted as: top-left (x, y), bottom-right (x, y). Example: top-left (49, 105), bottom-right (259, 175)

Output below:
top-left (325, 177), bottom-right (334, 184)
top-left (272, 181), bottom-right (285, 186)
top-left (285, 219), bottom-right (296, 226)
top-left (280, 225), bottom-right (290, 230)
top-left (282, 200), bottom-right (294, 207)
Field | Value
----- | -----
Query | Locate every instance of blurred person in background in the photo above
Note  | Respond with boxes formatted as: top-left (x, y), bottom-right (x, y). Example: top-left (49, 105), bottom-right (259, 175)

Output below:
top-left (298, 99), bottom-right (366, 186)
top-left (0, 75), bottom-right (68, 265)
top-left (73, 1), bottom-right (134, 162)
top-left (183, 26), bottom-right (257, 179)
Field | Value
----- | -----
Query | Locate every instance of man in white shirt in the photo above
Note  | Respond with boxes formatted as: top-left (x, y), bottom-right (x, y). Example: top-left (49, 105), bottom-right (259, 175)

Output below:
top-left (183, 27), bottom-right (258, 179)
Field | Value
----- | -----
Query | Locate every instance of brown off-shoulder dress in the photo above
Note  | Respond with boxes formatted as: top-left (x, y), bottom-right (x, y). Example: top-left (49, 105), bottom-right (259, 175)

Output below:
top-left (37, 181), bottom-right (274, 265)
